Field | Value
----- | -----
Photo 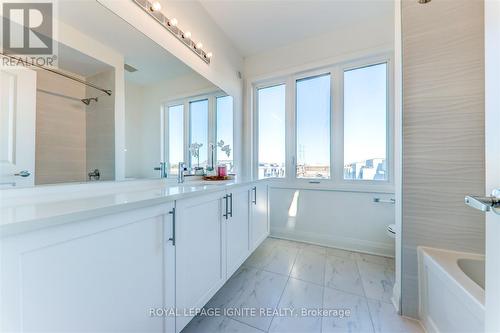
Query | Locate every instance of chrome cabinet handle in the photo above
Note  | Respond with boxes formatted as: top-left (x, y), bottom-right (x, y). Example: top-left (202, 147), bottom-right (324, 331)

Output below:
top-left (223, 195), bottom-right (228, 220)
top-left (252, 187), bottom-right (257, 205)
top-left (168, 208), bottom-right (176, 245)
top-left (14, 170), bottom-right (30, 177)
top-left (228, 193), bottom-right (233, 218)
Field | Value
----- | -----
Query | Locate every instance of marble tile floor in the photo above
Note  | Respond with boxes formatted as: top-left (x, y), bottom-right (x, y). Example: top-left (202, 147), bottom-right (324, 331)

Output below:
top-left (182, 237), bottom-right (424, 333)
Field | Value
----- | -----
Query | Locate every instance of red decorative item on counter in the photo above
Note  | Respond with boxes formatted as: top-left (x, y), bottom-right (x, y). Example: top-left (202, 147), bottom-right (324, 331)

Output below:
top-left (217, 165), bottom-right (227, 177)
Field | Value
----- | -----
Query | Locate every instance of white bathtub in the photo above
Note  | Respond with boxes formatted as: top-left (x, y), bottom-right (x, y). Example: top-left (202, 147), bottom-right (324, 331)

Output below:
top-left (418, 247), bottom-right (485, 333)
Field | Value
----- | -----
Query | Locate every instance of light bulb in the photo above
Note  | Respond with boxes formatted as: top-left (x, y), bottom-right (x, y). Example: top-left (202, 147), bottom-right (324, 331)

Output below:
top-left (183, 31), bottom-right (191, 39)
top-left (195, 42), bottom-right (203, 50)
top-left (150, 1), bottom-right (161, 11)
top-left (169, 18), bottom-right (178, 27)
top-left (206, 52), bottom-right (213, 59)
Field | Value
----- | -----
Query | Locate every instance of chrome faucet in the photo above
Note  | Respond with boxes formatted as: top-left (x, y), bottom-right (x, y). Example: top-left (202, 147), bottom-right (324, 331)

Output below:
top-left (88, 169), bottom-right (100, 181)
top-left (178, 162), bottom-right (187, 183)
top-left (154, 162), bottom-right (167, 178)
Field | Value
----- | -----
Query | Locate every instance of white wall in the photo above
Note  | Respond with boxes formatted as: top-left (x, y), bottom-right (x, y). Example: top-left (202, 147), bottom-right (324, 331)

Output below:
top-left (243, 19), bottom-right (394, 80)
top-left (124, 73), bottom-right (216, 179)
top-left (98, 0), bottom-right (245, 177)
top-left (124, 80), bottom-right (145, 179)
top-left (270, 187), bottom-right (396, 256)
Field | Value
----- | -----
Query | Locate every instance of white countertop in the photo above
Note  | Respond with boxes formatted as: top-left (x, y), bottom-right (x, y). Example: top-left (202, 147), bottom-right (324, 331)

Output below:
top-left (0, 178), bottom-right (267, 237)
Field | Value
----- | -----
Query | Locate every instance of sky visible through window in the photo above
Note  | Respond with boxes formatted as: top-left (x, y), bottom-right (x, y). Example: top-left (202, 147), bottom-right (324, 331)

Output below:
top-left (257, 63), bottom-right (387, 181)
top-left (344, 63), bottom-right (387, 180)
top-left (258, 84), bottom-right (286, 178)
top-left (216, 96), bottom-right (234, 171)
top-left (296, 74), bottom-right (331, 179)
top-left (190, 99), bottom-right (209, 168)
top-left (168, 104), bottom-right (183, 174)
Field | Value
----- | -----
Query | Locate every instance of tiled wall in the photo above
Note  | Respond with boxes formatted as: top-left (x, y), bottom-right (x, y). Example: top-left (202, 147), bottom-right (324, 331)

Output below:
top-left (401, 0), bottom-right (485, 318)
top-left (85, 70), bottom-right (115, 181)
top-left (35, 70), bottom-right (87, 184)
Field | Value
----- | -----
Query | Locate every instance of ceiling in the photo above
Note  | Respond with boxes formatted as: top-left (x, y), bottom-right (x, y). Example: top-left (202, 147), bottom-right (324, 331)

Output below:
top-left (198, 0), bottom-right (394, 57)
top-left (57, 1), bottom-right (203, 85)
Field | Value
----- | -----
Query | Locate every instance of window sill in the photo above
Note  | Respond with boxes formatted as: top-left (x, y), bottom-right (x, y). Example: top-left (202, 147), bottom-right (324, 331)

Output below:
top-left (264, 178), bottom-right (395, 194)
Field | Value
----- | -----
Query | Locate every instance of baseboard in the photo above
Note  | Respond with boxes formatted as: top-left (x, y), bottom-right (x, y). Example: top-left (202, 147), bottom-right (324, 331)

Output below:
top-left (251, 231), bottom-right (269, 252)
top-left (392, 281), bottom-right (401, 313)
top-left (270, 227), bottom-right (394, 257)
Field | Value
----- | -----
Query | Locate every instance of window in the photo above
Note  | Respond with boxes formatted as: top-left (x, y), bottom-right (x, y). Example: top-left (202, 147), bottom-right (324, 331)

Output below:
top-left (296, 74), bottom-right (331, 179)
top-left (189, 99), bottom-right (209, 169)
top-left (257, 84), bottom-right (286, 179)
top-left (343, 63), bottom-right (388, 181)
top-left (253, 56), bottom-right (391, 185)
top-left (167, 104), bottom-right (184, 175)
top-left (216, 96), bottom-right (234, 172)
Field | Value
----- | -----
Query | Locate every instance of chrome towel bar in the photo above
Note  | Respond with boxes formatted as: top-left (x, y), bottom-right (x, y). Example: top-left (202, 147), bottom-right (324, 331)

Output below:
top-left (373, 198), bottom-right (396, 204)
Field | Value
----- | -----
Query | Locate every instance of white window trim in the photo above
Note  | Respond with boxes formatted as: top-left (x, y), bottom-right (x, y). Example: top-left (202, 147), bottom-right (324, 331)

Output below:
top-left (251, 52), bottom-right (394, 191)
top-left (162, 90), bottom-right (228, 176)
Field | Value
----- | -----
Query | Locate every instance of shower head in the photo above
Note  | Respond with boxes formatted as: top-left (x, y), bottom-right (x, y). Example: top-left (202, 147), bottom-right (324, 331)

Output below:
top-left (81, 97), bottom-right (98, 105)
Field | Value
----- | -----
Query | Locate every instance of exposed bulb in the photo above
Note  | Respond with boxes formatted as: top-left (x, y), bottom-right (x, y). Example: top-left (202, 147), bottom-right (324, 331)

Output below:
top-left (195, 42), bottom-right (203, 50)
top-left (206, 52), bottom-right (213, 59)
top-left (183, 31), bottom-right (191, 39)
top-left (150, 1), bottom-right (161, 11)
top-left (169, 18), bottom-right (178, 27)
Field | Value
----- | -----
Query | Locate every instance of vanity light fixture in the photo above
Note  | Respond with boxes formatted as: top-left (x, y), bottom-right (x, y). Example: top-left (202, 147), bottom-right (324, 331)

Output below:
top-left (168, 18), bottom-right (178, 27)
top-left (133, 0), bottom-right (211, 64)
top-left (150, 1), bottom-right (161, 11)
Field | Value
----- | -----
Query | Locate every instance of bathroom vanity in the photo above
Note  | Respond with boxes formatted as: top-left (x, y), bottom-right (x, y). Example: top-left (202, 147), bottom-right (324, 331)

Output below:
top-left (0, 179), bottom-right (269, 333)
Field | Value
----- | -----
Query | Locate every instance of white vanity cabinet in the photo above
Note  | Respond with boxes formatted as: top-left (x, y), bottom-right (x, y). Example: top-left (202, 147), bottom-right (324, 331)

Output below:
top-left (174, 185), bottom-right (256, 332)
top-left (0, 203), bottom-right (174, 333)
top-left (174, 190), bottom-right (226, 332)
top-left (250, 183), bottom-right (269, 251)
top-left (0, 181), bottom-right (268, 333)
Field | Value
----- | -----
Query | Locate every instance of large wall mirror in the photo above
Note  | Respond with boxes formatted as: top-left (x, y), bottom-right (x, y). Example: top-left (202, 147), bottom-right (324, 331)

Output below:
top-left (0, 1), bottom-right (232, 187)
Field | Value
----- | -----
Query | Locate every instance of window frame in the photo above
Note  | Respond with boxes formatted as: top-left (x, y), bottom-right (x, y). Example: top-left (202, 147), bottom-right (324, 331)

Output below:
top-left (163, 103), bottom-right (185, 175)
top-left (188, 97), bottom-right (210, 169)
top-left (214, 94), bottom-right (234, 171)
top-left (162, 90), bottom-right (229, 177)
top-left (251, 53), bottom-right (394, 191)
top-left (293, 70), bottom-right (334, 180)
top-left (253, 80), bottom-right (288, 180)
top-left (340, 58), bottom-right (393, 187)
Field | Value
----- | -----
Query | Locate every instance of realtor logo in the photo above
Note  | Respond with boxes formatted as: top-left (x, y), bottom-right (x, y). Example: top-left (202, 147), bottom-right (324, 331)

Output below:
top-left (2, 2), bottom-right (53, 55)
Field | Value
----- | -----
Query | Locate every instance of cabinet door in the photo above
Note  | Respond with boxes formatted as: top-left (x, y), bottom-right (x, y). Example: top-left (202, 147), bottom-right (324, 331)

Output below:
top-left (164, 203), bottom-right (176, 333)
top-left (225, 186), bottom-right (250, 277)
top-left (1, 206), bottom-right (168, 333)
top-left (250, 184), bottom-right (269, 250)
top-left (175, 191), bottom-right (224, 332)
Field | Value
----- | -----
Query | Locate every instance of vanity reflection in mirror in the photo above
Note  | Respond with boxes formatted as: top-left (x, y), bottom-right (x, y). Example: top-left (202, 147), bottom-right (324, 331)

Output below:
top-left (0, 1), bottom-right (233, 188)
